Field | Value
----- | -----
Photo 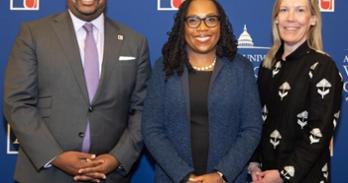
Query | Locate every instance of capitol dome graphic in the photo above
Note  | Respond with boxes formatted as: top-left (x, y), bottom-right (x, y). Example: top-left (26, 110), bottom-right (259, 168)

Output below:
top-left (237, 25), bottom-right (269, 49)
top-left (238, 25), bottom-right (254, 47)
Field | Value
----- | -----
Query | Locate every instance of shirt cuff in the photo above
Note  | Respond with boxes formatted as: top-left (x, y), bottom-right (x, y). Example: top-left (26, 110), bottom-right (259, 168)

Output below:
top-left (43, 156), bottom-right (56, 168)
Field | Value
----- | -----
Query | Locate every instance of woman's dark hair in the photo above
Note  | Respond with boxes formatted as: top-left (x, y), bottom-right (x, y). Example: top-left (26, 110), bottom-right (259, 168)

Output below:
top-left (162, 0), bottom-right (238, 78)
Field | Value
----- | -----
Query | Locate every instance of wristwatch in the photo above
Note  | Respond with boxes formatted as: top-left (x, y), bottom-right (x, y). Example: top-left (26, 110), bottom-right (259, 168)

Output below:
top-left (216, 171), bottom-right (228, 182)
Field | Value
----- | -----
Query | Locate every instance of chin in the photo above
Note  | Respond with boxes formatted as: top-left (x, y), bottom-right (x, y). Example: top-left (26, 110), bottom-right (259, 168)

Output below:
top-left (196, 49), bottom-right (215, 54)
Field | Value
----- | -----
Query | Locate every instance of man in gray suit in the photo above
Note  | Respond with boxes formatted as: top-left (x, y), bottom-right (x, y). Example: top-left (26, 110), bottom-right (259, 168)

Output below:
top-left (4, 0), bottom-right (150, 182)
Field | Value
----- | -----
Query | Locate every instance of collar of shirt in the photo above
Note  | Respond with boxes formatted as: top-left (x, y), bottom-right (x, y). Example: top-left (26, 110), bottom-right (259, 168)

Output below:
top-left (69, 10), bottom-right (104, 36)
top-left (275, 41), bottom-right (312, 62)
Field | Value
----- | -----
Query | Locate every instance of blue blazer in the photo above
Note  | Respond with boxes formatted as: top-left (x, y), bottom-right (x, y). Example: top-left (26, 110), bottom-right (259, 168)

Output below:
top-left (142, 55), bottom-right (262, 183)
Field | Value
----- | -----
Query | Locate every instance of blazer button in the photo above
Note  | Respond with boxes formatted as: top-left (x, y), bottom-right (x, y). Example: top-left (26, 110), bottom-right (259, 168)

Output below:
top-left (78, 132), bottom-right (85, 138)
top-left (88, 106), bottom-right (93, 112)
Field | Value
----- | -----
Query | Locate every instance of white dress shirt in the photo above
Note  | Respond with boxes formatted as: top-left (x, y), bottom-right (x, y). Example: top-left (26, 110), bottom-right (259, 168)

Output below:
top-left (69, 10), bottom-right (105, 76)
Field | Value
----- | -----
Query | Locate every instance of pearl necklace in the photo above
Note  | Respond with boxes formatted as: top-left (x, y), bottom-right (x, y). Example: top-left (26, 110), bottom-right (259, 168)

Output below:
top-left (192, 57), bottom-right (216, 71)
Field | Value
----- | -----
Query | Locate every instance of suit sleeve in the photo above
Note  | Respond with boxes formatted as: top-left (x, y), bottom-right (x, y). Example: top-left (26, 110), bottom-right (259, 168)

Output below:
top-left (142, 60), bottom-right (194, 183)
top-left (4, 23), bottom-right (63, 170)
top-left (109, 36), bottom-right (151, 173)
top-left (278, 58), bottom-right (343, 183)
top-left (214, 60), bottom-right (263, 182)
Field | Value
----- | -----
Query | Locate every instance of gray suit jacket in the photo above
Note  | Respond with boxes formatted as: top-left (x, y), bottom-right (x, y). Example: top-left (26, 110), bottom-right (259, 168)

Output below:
top-left (4, 11), bottom-right (150, 183)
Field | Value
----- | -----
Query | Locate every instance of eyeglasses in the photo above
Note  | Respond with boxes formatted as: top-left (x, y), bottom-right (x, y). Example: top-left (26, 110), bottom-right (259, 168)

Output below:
top-left (184, 15), bottom-right (220, 28)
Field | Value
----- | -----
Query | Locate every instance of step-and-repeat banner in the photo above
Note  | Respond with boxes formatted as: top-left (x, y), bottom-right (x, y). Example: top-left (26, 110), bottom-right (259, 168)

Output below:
top-left (1, 0), bottom-right (347, 182)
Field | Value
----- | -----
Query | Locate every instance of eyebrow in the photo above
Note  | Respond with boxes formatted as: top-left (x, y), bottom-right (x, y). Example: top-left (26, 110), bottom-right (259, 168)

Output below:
top-left (279, 5), bottom-right (308, 8)
top-left (186, 13), bottom-right (219, 17)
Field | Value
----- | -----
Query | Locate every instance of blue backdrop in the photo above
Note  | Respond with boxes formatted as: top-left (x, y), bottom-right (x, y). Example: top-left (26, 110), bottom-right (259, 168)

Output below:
top-left (1, 0), bottom-right (347, 182)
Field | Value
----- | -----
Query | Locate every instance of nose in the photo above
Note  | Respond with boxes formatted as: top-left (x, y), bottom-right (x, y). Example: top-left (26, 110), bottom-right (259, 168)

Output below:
top-left (287, 10), bottom-right (295, 21)
top-left (197, 20), bottom-right (209, 31)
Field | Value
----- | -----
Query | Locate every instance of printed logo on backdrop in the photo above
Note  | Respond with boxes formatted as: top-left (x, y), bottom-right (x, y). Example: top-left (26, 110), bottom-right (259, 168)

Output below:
top-left (319, 0), bottom-right (334, 12)
top-left (157, 0), bottom-right (184, 11)
top-left (237, 25), bottom-right (270, 77)
top-left (10, 0), bottom-right (39, 11)
top-left (7, 124), bottom-right (19, 154)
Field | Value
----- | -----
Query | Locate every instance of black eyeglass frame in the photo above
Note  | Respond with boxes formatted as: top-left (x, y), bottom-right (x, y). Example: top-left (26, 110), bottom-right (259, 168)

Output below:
top-left (184, 15), bottom-right (221, 28)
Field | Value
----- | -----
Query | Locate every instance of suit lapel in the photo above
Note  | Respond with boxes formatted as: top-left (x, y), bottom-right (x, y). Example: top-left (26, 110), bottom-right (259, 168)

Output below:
top-left (91, 18), bottom-right (123, 103)
top-left (52, 13), bottom-right (123, 104)
top-left (181, 67), bottom-right (191, 123)
top-left (51, 11), bottom-right (89, 102)
top-left (209, 57), bottom-right (225, 93)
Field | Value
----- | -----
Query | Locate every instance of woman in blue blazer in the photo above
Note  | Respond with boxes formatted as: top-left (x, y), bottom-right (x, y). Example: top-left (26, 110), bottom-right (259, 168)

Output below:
top-left (142, 0), bottom-right (262, 182)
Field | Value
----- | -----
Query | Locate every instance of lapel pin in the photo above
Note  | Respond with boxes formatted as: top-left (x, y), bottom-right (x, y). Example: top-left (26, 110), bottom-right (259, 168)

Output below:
top-left (117, 34), bottom-right (124, 40)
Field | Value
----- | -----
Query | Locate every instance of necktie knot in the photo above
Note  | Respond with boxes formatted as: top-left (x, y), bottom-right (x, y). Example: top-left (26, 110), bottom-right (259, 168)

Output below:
top-left (83, 23), bottom-right (94, 33)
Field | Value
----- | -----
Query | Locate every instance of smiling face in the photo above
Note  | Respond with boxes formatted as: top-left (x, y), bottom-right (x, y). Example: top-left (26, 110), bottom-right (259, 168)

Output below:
top-left (276, 0), bottom-right (316, 48)
top-left (184, 0), bottom-right (220, 56)
top-left (67, 0), bottom-right (106, 21)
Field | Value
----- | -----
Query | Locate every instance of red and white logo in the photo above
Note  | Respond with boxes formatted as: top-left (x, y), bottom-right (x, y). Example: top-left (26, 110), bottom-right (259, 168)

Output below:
top-left (10, 0), bottom-right (39, 11)
top-left (157, 0), bottom-right (185, 11)
top-left (319, 0), bottom-right (334, 12)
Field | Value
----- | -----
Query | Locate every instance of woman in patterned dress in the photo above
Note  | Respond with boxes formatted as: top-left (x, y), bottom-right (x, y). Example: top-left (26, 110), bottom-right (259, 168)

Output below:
top-left (249, 0), bottom-right (343, 183)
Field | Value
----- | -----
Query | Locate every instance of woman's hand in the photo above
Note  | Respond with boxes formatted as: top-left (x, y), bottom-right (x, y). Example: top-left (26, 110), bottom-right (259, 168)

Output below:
top-left (188, 172), bottom-right (225, 183)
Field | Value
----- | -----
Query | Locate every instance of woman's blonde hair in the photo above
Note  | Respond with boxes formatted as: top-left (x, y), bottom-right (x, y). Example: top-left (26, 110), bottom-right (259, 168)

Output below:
top-left (263, 0), bottom-right (323, 69)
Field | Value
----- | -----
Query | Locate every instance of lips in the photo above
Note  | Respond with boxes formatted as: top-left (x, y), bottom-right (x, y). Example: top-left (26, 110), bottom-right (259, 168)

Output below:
top-left (79, 0), bottom-right (96, 6)
top-left (283, 26), bottom-right (300, 31)
top-left (195, 35), bottom-right (211, 43)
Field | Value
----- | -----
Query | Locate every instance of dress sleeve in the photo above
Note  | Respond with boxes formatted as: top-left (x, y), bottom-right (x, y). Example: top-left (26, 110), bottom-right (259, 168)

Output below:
top-left (278, 56), bottom-right (343, 183)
